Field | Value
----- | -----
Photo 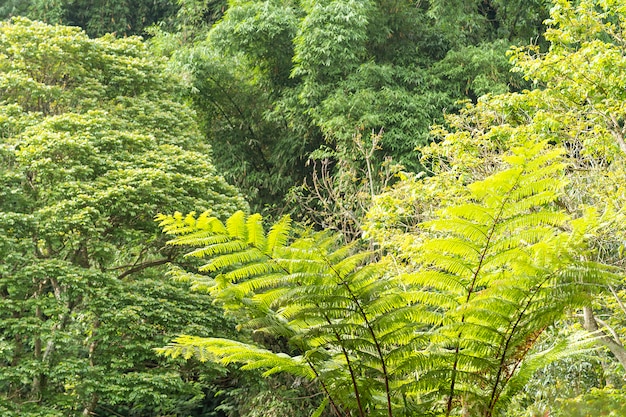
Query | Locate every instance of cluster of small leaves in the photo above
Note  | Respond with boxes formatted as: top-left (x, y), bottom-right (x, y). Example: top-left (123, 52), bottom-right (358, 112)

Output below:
top-left (0, 18), bottom-right (246, 416)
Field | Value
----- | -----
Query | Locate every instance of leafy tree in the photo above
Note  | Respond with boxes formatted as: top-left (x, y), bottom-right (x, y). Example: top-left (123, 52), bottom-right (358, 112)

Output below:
top-left (0, 18), bottom-right (247, 416)
top-left (0, 0), bottom-right (180, 37)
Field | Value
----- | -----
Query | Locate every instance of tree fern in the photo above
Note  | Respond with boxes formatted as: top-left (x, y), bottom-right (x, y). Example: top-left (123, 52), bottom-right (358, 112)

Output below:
top-left (396, 141), bottom-right (614, 416)
top-left (157, 140), bottom-right (615, 416)
top-left (158, 209), bottom-right (402, 416)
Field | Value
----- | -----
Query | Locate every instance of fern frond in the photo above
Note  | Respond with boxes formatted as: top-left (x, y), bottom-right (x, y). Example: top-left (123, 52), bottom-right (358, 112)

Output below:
top-left (246, 213), bottom-right (266, 249)
top-left (331, 251), bottom-right (373, 279)
top-left (496, 211), bottom-right (569, 233)
top-left (225, 210), bottom-right (247, 240)
top-left (422, 238), bottom-right (482, 260)
top-left (364, 291), bottom-right (412, 320)
top-left (422, 255), bottom-right (475, 279)
top-left (167, 231), bottom-right (230, 247)
top-left (422, 217), bottom-right (490, 244)
top-left (185, 240), bottom-right (249, 259)
top-left (158, 212), bottom-right (227, 237)
top-left (250, 286), bottom-right (292, 311)
top-left (228, 269), bottom-right (285, 290)
top-left (199, 248), bottom-right (266, 273)
top-left (157, 336), bottom-right (316, 379)
top-left (266, 215), bottom-right (292, 253)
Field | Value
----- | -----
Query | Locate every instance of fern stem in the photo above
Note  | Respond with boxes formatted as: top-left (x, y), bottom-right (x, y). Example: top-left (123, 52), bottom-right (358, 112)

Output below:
top-left (307, 359), bottom-right (346, 417)
top-left (324, 258), bottom-right (394, 417)
top-left (446, 173), bottom-right (521, 416)
top-left (266, 249), bottom-right (365, 417)
top-left (331, 324), bottom-right (367, 417)
top-left (366, 306), bottom-right (394, 417)
top-left (316, 302), bottom-right (366, 417)
top-left (488, 315), bottom-right (528, 414)
top-left (487, 273), bottom-right (551, 416)
top-left (446, 346), bottom-right (460, 417)
top-left (485, 297), bottom-right (532, 417)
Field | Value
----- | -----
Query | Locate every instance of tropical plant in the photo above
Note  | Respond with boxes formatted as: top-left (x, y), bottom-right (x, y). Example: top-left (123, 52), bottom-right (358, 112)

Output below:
top-left (157, 138), bottom-right (613, 416)
top-left (365, 0), bottom-right (626, 408)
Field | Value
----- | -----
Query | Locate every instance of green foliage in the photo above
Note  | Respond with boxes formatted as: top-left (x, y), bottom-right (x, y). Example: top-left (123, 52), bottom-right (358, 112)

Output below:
top-left (5, 2), bottom-right (626, 416)
top-left (366, 1), bottom-right (626, 412)
top-left (508, 335), bottom-right (620, 417)
top-left (553, 387), bottom-right (626, 417)
top-left (148, 0), bottom-right (545, 219)
top-left (291, 0), bottom-right (372, 82)
top-left (158, 138), bottom-right (614, 416)
top-left (0, 18), bottom-right (246, 416)
top-left (0, 0), bottom-right (179, 37)
top-left (428, 0), bottom-right (551, 46)
top-left (432, 39), bottom-right (529, 102)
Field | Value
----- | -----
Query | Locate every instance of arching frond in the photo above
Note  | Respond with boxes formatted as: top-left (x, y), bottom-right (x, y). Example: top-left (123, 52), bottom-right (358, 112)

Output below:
top-left (157, 336), bottom-right (316, 379)
top-left (246, 213), bottom-right (266, 249)
top-left (266, 215), bottom-right (292, 253)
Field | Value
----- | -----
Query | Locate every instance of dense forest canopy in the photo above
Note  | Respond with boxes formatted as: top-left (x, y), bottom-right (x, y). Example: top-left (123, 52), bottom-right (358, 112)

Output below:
top-left (1, 1), bottom-right (626, 416)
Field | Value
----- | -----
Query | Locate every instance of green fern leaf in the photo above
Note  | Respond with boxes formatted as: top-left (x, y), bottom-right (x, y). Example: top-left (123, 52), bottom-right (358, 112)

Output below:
top-left (199, 248), bottom-right (266, 273)
top-left (266, 214), bottom-right (292, 253)
top-left (226, 210), bottom-right (247, 240)
top-left (246, 213), bottom-right (266, 250)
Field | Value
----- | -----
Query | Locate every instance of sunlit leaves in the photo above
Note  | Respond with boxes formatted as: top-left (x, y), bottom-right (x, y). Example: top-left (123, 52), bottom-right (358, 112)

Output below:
top-left (158, 138), bottom-right (615, 416)
top-left (0, 18), bottom-right (245, 416)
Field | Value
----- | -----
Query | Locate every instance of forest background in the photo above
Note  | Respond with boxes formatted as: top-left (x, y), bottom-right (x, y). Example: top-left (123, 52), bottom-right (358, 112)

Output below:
top-left (1, 0), bottom-right (626, 416)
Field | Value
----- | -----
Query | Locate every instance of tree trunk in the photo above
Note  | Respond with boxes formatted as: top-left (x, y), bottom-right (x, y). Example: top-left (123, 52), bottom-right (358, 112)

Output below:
top-left (83, 393), bottom-right (99, 416)
top-left (82, 318), bottom-right (101, 416)
top-left (583, 306), bottom-right (626, 372)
